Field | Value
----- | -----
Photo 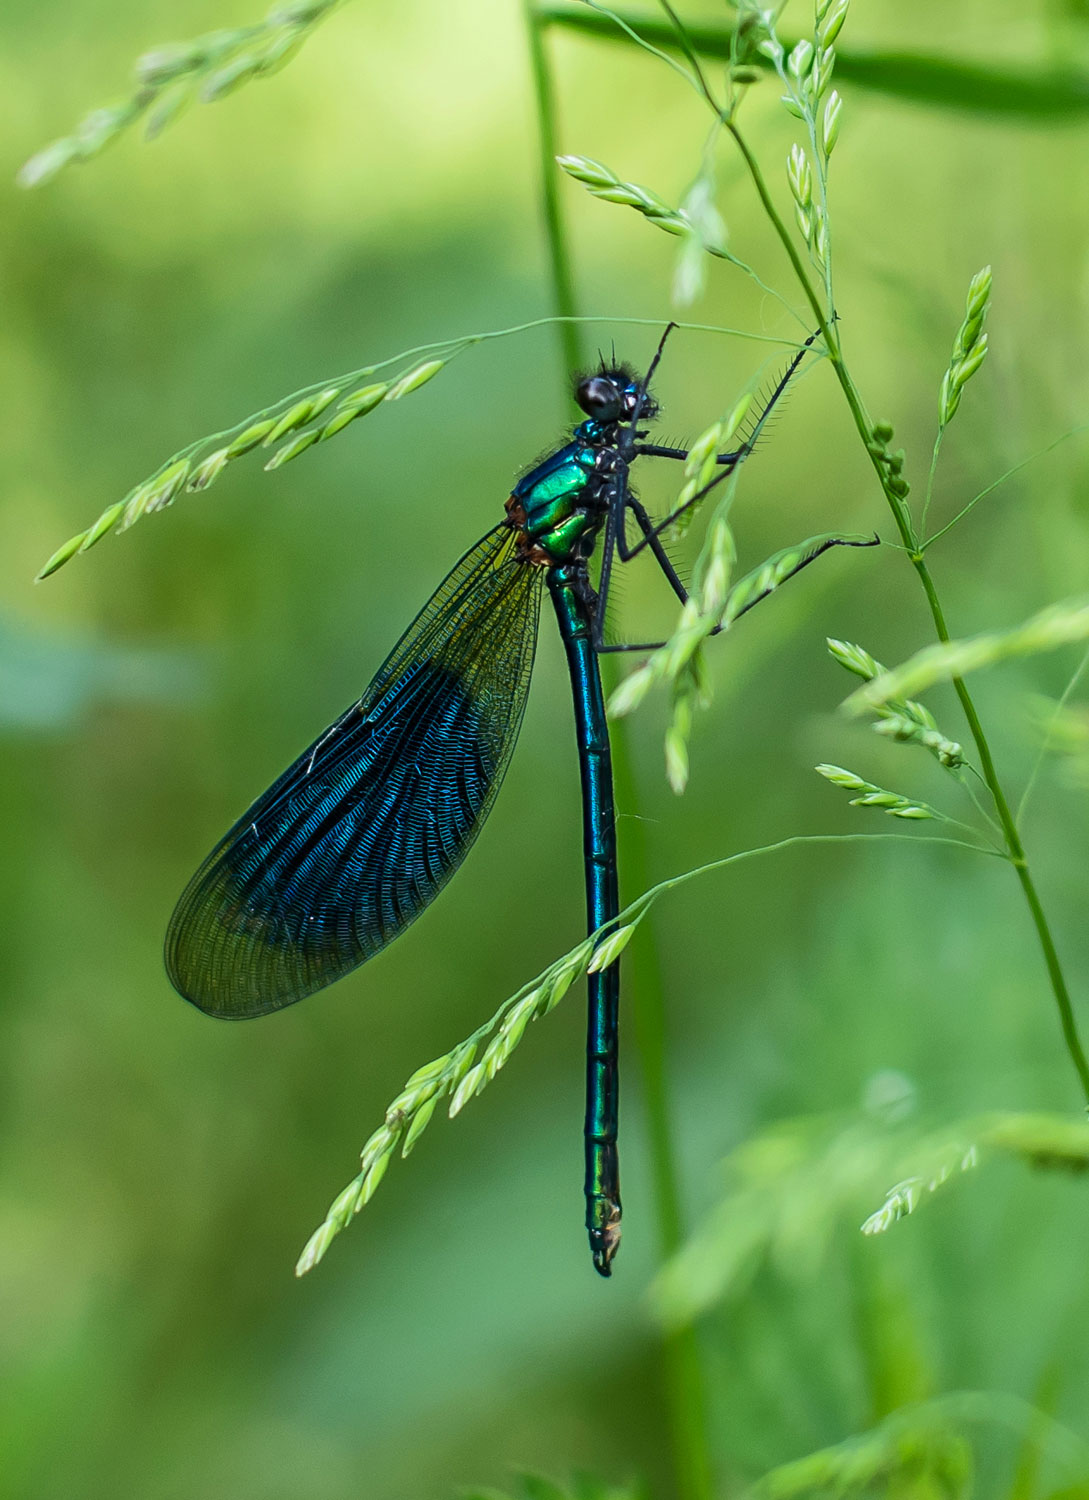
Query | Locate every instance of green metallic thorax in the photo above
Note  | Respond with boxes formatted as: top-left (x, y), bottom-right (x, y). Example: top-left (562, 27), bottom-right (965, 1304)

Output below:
top-left (507, 425), bottom-right (611, 565)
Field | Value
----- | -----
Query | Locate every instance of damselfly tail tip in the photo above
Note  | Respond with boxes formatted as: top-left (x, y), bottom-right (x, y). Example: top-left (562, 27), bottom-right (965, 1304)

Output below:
top-left (589, 1212), bottom-right (622, 1277)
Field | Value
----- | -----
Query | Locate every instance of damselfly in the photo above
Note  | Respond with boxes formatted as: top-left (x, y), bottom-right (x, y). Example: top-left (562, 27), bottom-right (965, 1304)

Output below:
top-left (166, 325), bottom-right (872, 1274)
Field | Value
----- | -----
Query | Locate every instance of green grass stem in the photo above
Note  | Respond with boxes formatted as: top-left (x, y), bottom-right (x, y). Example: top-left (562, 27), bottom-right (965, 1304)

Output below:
top-left (721, 117), bottom-right (1089, 1108)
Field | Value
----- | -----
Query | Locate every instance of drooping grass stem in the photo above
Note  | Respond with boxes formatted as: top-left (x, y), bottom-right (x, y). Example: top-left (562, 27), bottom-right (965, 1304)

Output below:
top-left (725, 118), bottom-right (1089, 1108)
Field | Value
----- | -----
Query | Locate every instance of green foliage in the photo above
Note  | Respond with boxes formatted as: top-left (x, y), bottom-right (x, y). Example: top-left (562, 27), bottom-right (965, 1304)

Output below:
top-left (556, 155), bottom-right (713, 247)
top-left (653, 1107), bottom-right (1089, 1329)
top-left (748, 1403), bottom-right (974, 1499)
top-left (298, 824), bottom-right (992, 1275)
top-left (609, 529), bottom-right (874, 792)
top-left (652, 1106), bottom-right (916, 1329)
top-left (460, 1474), bottom-right (644, 1500)
top-left (747, 1391), bottom-right (1089, 1498)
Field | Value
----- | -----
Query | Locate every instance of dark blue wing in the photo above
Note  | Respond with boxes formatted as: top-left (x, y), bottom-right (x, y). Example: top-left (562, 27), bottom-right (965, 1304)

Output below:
top-left (166, 524), bottom-right (543, 1017)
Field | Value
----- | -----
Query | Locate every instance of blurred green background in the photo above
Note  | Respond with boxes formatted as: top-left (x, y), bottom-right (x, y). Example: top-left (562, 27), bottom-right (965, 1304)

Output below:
top-left (5, 2), bottom-right (1089, 1496)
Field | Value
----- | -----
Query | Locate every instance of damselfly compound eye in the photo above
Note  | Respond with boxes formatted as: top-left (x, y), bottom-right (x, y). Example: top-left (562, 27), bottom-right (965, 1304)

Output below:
top-left (575, 375), bottom-right (624, 421)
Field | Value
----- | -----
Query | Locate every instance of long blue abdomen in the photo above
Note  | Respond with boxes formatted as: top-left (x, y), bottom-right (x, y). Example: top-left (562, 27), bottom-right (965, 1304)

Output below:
top-left (547, 567), bottom-right (622, 1275)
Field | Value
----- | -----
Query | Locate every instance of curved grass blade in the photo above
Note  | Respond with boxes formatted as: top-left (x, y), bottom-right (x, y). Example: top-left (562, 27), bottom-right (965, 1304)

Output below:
top-left (538, 5), bottom-right (1089, 120)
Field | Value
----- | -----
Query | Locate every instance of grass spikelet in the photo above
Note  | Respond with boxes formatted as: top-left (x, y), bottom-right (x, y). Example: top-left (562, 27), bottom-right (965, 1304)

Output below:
top-left (131, 459), bottom-right (190, 521)
top-left (665, 710), bottom-right (692, 795)
top-left (187, 449), bottom-right (230, 492)
top-left (827, 638), bottom-right (964, 767)
top-left (319, 383), bottom-right (390, 439)
top-left (80, 501), bottom-right (128, 550)
top-left (293, 925), bottom-right (617, 1274)
top-left (226, 418), bottom-right (278, 457)
top-left (587, 924), bottom-right (635, 972)
top-left (818, 0), bottom-right (850, 47)
top-left (787, 40), bottom-right (815, 82)
top-left (263, 429), bottom-right (320, 470)
top-left (35, 341), bottom-right (454, 581)
top-left (872, 712), bottom-right (963, 768)
top-left (861, 1142), bottom-right (979, 1234)
top-left (612, 530), bottom-right (872, 791)
top-left (827, 636), bottom-right (882, 680)
top-left (861, 1111), bottom-right (1089, 1242)
top-left (607, 663), bottom-right (656, 719)
top-left (787, 142), bottom-right (813, 209)
top-left (18, 0), bottom-right (345, 186)
top-left (36, 532), bottom-right (89, 582)
top-left (939, 266), bottom-right (992, 425)
top-left (385, 360), bottom-right (445, 400)
top-left (821, 89), bottom-right (843, 154)
top-left (557, 155), bottom-right (732, 253)
top-left (359, 1150), bottom-right (391, 1204)
top-left (815, 764), bottom-right (937, 820)
top-left (843, 597), bottom-right (1089, 713)
top-left (676, 421), bottom-right (725, 510)
top-left (669, 401), bottom-right (748, 534)
top-left (400, 1096), bottom-right (438, 1157)
top-left (264, 398), bottom-right (317, 444)
top-left (448, 1062), bottom-right (487, 1118)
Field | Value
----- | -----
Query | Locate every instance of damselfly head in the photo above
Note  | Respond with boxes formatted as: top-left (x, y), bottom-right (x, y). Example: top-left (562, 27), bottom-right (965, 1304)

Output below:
top-left (574, 364), bottom-right (657, 425)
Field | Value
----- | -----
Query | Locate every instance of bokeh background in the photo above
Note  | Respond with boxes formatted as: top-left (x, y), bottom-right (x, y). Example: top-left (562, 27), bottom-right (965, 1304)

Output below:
top-left (5, 1), bottom-right (1089, 1496)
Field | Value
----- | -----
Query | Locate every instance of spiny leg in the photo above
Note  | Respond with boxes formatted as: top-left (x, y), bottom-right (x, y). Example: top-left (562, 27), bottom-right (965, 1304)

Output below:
top-left (594, 525), bottom-right (879, 655)
top-left (593, 494), bottom-right (700, 654)
top-left (626, 331), bottom-right (822, 558)
top-left (635, 443), bottom-right (744, 463)
top-left (591, 474), bottom-right (691, 652)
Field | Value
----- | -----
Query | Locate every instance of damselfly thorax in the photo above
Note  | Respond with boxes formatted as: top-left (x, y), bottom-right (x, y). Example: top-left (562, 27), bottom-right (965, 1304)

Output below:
top-left (505, 362), bottom-right (651, 570)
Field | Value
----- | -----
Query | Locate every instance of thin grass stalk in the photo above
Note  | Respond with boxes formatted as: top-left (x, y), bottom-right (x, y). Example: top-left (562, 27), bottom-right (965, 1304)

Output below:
top-left (525, 11), bottom-right (714, 1497)
top-left (722, 119), bottom-right (1089, 1106)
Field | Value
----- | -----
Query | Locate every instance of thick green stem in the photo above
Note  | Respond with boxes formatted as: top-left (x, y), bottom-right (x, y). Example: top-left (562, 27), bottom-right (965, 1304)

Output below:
top-left (609, 719), bottom-right (717, 1500)
top-left (523, 3), bottom-right (582, 380)
top-left (726, 122), bottom-right (1089, 1107)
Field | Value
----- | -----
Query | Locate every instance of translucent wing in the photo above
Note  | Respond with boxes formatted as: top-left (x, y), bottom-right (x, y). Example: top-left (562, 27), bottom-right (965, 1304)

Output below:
top-left (166, 524), bottom-right (543, 1017)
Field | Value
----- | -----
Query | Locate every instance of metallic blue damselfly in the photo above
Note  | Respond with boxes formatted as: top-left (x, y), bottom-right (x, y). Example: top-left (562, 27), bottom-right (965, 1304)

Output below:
top-left (166, 326), bottom-right (870, 1274)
